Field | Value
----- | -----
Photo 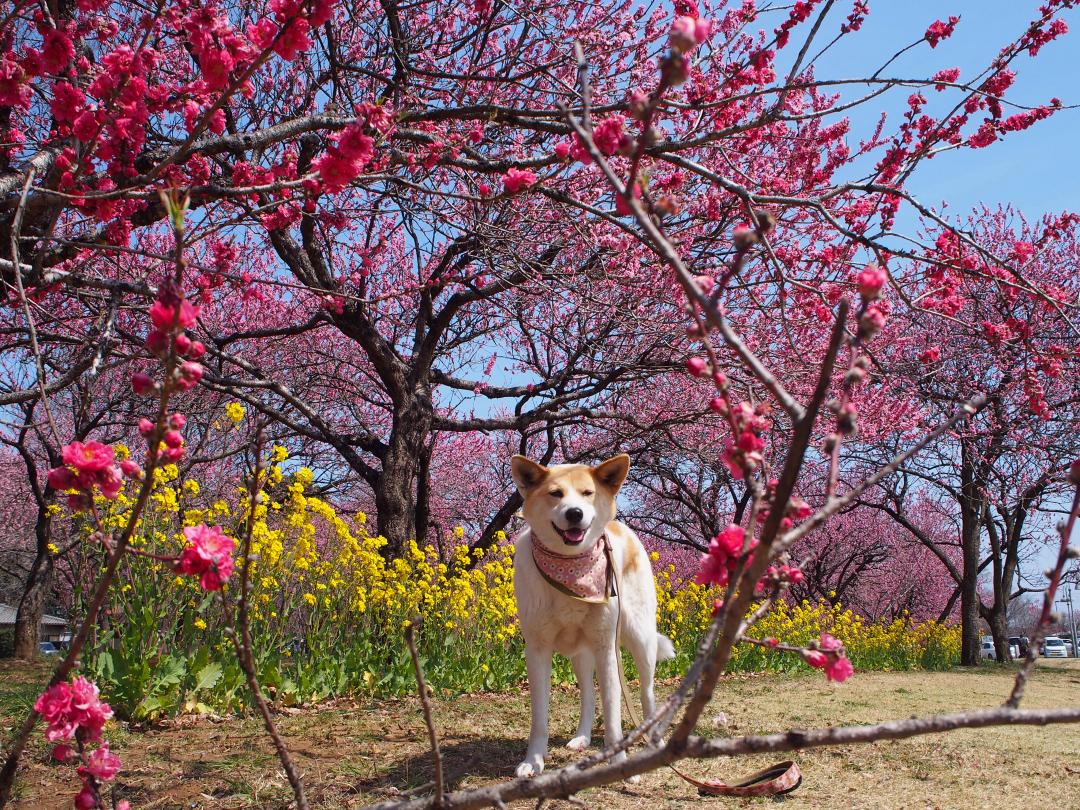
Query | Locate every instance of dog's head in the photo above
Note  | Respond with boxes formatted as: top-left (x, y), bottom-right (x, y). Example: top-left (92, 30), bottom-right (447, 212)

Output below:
top-left (510, 454), bottom-right (630, 554)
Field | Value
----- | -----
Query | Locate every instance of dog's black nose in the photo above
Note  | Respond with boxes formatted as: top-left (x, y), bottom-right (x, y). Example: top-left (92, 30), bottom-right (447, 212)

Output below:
top-left (565, 507), bottom-right (584, 525)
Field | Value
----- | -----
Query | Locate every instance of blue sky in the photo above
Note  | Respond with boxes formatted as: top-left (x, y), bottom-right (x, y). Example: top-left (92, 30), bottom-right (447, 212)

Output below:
top-left (808, 0), bottom-right (1078, 219)
top-left (806, 1), bottom-right (1079, 588)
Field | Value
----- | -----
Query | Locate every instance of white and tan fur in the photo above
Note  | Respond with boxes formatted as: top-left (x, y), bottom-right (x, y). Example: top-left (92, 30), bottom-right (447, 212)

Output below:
top-left (510, 454), bottom-right (675, 779)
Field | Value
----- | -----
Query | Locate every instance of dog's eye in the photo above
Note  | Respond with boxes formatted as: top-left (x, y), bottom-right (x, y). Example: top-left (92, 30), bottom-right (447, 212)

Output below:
top-left (581, 490), bottom-right (594, 497)
top-left (549, 489), bottom-right (563, 498)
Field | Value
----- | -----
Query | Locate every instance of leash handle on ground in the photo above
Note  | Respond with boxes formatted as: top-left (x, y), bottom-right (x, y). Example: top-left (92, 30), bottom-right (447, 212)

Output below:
top-left (608, 535), bottom-right (802, 798)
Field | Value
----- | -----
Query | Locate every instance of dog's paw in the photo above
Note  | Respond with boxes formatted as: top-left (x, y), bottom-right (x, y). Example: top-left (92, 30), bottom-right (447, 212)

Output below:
top-left (566, 735), bottom-right (591, 752)
top-left (515, 757), bottom-right (544, 778)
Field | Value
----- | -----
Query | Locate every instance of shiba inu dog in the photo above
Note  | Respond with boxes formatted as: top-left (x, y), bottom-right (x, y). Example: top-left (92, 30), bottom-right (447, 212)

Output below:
top-left (509, 454), bottom-right (675, 779)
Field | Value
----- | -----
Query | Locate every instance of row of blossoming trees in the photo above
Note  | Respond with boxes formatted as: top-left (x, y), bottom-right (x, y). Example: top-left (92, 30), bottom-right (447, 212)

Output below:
top-left (1, 0), bottom-right (1079, 805)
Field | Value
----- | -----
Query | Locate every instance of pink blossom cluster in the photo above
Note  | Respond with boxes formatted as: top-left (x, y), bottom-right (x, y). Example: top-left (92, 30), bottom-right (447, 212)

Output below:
top-left (755, 484), bottom-right (813, 533)
top-left (502, 167), bottom-right (537, 194)
top-left (803, 633), bottom-right (854, 682)
top-left (133, 286), bottom-right (203, 462)
top-left (924, 15), bottom-right (959, 48)
top-left (696, 524), bottom-right (757, 588)
top-left (34, 676), bottom-right (113, 743)
top-left (312, 122), bottom-right (375, 193)
top-left (250, 0), bottom-right (335, 62)
top-left (46, 442), bottom-right (123, 508)
top-left (721, 401), bottom-right (771, 480)
top-left (36, 676), bottom-right (124, 808)
top-left (175, 524), bottom-right (236, 591)
top-left (773, 0), bottom-right (818, 50)
top-left (840, 1), bottom-right (869, 34)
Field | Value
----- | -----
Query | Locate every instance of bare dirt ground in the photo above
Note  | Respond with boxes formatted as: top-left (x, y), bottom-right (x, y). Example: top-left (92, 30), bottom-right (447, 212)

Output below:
top-left (2, 659), bottom-right (1078, 808)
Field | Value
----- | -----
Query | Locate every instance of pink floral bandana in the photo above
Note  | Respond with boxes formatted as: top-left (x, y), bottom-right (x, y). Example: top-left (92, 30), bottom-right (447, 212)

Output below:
top-left (530, 532), bottom-right (613, 603)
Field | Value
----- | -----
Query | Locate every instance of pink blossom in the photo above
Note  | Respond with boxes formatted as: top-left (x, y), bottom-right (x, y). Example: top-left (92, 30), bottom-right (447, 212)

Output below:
top-left (145, 328), bottom-right (169, 356)
top-left (62, 442), bottom-right (115, 474)
top-left (131, 372), bottom-right (155, 395)
top-left (80, 745), bottom-right (122, 781)
top-left (119, 459), bottom-right (142, 479)
top-left (855, 264), bottom-right (887, 299)
top-left (824, 655), bottom-right (854, 682)
top-left (175, 525), bottom-right (236, 591)
top-left (502, 168), bottom-right (536, 194)
top-left (696, 525), bottom-right (754, 586)
top-left (149, 298), bottom-right (200, 331)
top-left (176, 361), bottom-right (204, 391)
top-left (686, 356), bottom-right (707, 377)
top-left (0, 59), bottom-right (30, 107)
top-left (931, 67), bottom-right (961, 90)
top-left (74, 786), bottom-right (97, 810)
top-left (924, 16), bottom-right (959, 48)
top-left (669, 16), bottom-right (712, 53)
top-left (50, 82), bottom-right (86, 123)
top-left (34, 677), bottom-right (112, 744)
top-left (42, 28), bottom-right (76, 73)
top-left (592, 116), bottom-right (627, 157)
top-left (47, 466), bottom-right (77, 491)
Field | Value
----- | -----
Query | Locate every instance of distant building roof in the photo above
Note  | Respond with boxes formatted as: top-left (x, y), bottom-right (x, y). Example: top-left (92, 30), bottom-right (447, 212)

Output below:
top-left (0, 603), bottom-right (68, 627)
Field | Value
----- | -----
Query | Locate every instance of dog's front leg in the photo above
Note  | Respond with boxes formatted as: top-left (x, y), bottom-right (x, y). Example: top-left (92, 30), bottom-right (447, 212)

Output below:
top-left (516, 644), bottom-right (553, 778)
top-left (596, 640), bottom-right (642, 783)
top-left (595, 640), bottom-right (623, 754)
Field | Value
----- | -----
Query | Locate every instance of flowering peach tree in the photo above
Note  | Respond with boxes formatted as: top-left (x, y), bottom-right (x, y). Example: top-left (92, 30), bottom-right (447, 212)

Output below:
top-left (0, 0), bottom-right (1078, 807)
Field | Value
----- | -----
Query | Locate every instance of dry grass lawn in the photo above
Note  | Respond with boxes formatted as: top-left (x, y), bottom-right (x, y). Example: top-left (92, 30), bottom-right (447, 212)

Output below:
top-left (2, 659), bottom-right (1078, 808)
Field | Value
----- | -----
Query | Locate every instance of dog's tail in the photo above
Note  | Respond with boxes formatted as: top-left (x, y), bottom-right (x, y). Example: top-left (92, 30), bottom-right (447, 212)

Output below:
top-left (656, 633), bottom-right (676, 661)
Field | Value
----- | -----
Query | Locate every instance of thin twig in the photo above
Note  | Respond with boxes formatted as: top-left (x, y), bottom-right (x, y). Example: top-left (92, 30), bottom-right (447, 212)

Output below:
top-left (221, 426), bottom-right (310, 810)
top-left (405, 620), bottom-right (445, 808)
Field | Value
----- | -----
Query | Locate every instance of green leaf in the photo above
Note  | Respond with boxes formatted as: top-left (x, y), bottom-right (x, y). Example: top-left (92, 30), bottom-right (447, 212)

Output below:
top-left (193, 662), bottom-right (223, 692)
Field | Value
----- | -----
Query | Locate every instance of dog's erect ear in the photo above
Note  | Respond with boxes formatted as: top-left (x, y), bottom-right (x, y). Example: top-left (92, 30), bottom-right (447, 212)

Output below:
top-left (511, 455), bottom-right (549, 495)
top-left (592, 454), bottom-right (630, 493)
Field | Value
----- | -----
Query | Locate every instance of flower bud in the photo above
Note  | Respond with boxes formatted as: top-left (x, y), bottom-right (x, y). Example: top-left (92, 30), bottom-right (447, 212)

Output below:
top-left (119, 459), bottom-right (142, 479)
top-left (145, 328), bottom-right (168, 356)
top-left (47, 467), bottom-right (76, 491)
top-left (627, 90), bottom-right (650, 121)
top-left (188, 341), bottom-right (206, 360)
top-left (174, 332), bottom-right (192, 355)
top-left (686, 356), bottom-right (708, 377)
top-left (855, 264), bottom-right (888, 300)
top-left (131, 372), bottom-right (156, 396)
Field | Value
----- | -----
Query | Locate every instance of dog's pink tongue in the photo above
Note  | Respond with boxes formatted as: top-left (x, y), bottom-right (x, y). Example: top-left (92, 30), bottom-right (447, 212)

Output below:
top-left (564, 528), bottom-right (586, 544)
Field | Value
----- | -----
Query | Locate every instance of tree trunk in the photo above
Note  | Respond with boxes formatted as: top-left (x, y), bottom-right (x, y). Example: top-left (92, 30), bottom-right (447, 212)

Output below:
top-left (958, 441), bottom-right (986, 667)
top-left (375, 399), bottom-right (431, 556)
top-left (988, 608), bottom-right (1010, 662)
top-left (13, 553), bottom-right (53, 659)
top-left (14, 484), bottom-right (58, 659)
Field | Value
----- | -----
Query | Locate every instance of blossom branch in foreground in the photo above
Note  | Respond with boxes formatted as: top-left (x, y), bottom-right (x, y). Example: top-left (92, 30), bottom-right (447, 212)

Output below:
top-left (0, 192), bottom-right (198, 808)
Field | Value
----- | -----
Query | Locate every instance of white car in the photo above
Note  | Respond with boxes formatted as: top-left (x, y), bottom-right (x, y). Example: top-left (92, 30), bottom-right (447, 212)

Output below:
top-left (1042, 637), bottom-right (1069, 658)
top-left (979, 639), bottom-right (996, 660)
